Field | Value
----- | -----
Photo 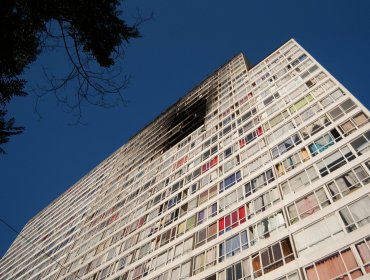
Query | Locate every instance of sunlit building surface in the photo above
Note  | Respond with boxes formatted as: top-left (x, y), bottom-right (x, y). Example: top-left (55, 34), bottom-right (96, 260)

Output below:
top-left (1, 39), bottom-right (370, 280)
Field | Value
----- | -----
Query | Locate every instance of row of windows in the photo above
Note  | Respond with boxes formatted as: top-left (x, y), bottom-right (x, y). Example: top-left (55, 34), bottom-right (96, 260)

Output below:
top-left (149, 237), bottom-right (294, 280)
top-left (305, 236), bottom-right (370, 279)
top-left (293, 195), bottom-right (370, 256)
top-left (199, 235), bottom-right (370, 280)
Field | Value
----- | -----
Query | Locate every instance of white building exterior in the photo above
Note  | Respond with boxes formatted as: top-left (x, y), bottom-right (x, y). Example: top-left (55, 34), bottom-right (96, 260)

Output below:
top-left (1, 39), bottom-right (370, 280)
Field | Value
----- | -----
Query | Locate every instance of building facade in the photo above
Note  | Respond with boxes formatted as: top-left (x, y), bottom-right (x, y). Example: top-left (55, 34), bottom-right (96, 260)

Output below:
top-left (1, 39), bottom-right (370, 280)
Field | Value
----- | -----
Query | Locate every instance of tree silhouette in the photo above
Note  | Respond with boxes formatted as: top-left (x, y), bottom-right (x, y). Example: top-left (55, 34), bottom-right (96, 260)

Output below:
top-left (0, 0), bottom-right (144, 153)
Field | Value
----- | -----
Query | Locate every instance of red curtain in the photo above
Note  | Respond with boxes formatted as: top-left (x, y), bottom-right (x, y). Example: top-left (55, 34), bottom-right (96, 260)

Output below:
top-left (239, 207), bottom-right (246, 223)
top-left (219, 218), bottom-right (225, 232)
top-left (316, 253), bottom-right (346, 279)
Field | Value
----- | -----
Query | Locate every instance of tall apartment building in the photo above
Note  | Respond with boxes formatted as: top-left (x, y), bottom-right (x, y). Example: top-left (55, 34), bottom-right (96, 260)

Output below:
top-left (1, 39), bottom-right (370, 280)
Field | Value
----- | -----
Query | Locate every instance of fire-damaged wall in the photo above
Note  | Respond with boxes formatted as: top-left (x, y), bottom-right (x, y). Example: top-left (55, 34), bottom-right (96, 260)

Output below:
top-left (162, 84), bottom-right (217, 152)
top-left (118, 53), bottom-right (247, 174)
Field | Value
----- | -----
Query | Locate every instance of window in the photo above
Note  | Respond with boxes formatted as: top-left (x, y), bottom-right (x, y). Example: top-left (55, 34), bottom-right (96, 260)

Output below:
top-left (156, 251), bottom-right (168, 268)
top-left (274, 148), bottom-right (310, 177)
top-left (263, 92), bottom-right (280, 108)
top-left (262, 110), bottom-right (289, 132)
top-left (244, 169), bottom-right (275, 197)
top-left (185, 215), bottom-right (196, 231)
top-left (287, 188), bottom-right (330, 224)
top-left (174, 243), bottom-right (183, 260)
top-left (280, 166), bottom-right (319, 195)
top-left (202, 147), bottom-right (211, 160)
top-left (197, 209), bottom-right (206, 225)
top-left (243, 152), bottom-right (271, 176)
top-left (300, 114), bottom-right (331, 140)
top-left (192, 246), bottom-right (217, 275)
top-left (188, 198), bottom-right (197, 211)
top-left (294, 102), bottom-right (322, 125)
top-left (353, 111), bottom-right (369, 126)
top-left (248, 211), bottom-right (285, 244)
top-left (304, 72), bottom-right (327, 89)
top-left (320, 88), bottom-right (344, 108)
top-left (205, 246), bottom-right (217, 268)
top-left (305, 248), bottom-right (363, 280)
top-left (355, 238), bottom-right (370, 272)
top-left (171, 267), bottom-right (180, 280)
top-left (98, 263), bottom-right (115, 280)
top-left (180, 261), bottom-right (192, 279)
top-left (217, 258), bottom-right (251, 280)
top-left (219, 171), bottom-right (242, 192)
top-left (160, 229), bottom-right (172, 246)
top-left (326, 165), bottom-right (369, 201)
top-left (183, 237), bottom-right (193, 253)
top-left (171, 180), bottom-right (183, 193)
top-left (267, 121), bottom-right (295, 144)
top-left (194, 253), bottom-right (205, 275)
top-left (138, 243), bottom-right (149, 259)
top-left (252, 238), bottom-right (294, 278)
top-left (105, 247), bottom-right (116, 261)
top-left (316, 146), bottom-right (355, 177)
top-left (218, 207), bottom-right (246, 235)
top-left (208, 203), bottom-right (217, 218)
top-left (237, 107), bottom-right (257, 126)
top-left (243, 141), bottom-right (260, 160)
top-left (167, 194), bottom-right (180, 209)
top-left (339, 112), bottom-right (369, 136)
top-left (207, 222), bottom-right (217, 241)
top-left (226, 235), bottom-right (241, 257)
top-left (266, 100), bottom-right (285, 118)
top-left (221, 114), bottom-right (235, 127)
top-left (219, 189), bottom-right (238, 212)
top-left (247, 187), bottom-right (280, 218)
top-left (293, 214), bottom-right (344, 255)
top-left (195, 228), bottom-right (207, 248)
top-left (300, 64), bottom-right (319, 79)
top-left (224, 146), bottom-right (233, 158)
top-left (289, 94), bottom-right (314, 114)
top-left (202, 156), bottom-right (219, 173)
top-left (117, 256), bottom-right (127, 271)
top-left (192, 167), bottom-right (201, 179)
top-left (221, 123), bottom-right (236, 137)
top-left (238, 91), bottom-right (253, 106)
top-left (350, 130), bottom-right (370, 155)
top-left (240, 230), bottom-right (249, 250)
top-left (177, 220), bottom-right (185, 236)
top-left (271, 134), bottom-right (302, 159)
top-left (132, 265), bottom-right (143, 280)
top-left (219, 235), bottom-right (241, 262)
top-left (339, 196), bottom-right (370, 232)
top-left (328, 99), bottom-right (356, 121)
top-left (198, 191), bottom-right (209, 205)
top-left (276, 271), bottom-right (300, 280)
top-left (239, 126), bottom-right (263, 148)
top-left (223, 157), bottom-right (238, 173)
top-left (313, 79), bottom-right (336, 97)
top-left (308, 128), bottom-right (342, 156)
top-left (173, 156), bottom-right (188, 170)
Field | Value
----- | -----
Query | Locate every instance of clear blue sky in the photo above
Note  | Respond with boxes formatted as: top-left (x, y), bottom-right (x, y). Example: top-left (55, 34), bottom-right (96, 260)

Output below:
top-left (1, 1), bottom-right (370, 256)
